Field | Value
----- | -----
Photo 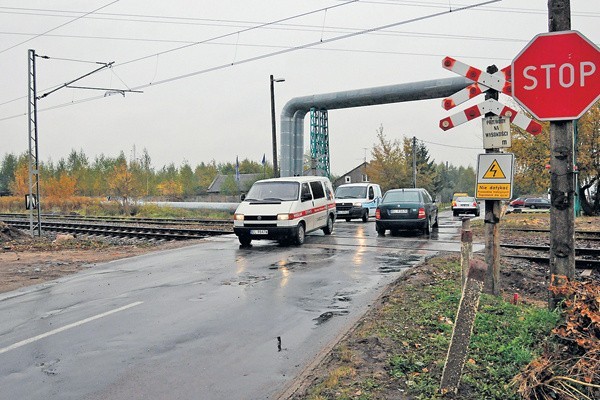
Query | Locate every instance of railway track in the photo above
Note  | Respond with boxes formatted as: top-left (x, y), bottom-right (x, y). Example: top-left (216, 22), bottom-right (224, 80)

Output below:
top-left (0, 213), bottom-right (231, 227)
top-left (2, 214), bottom-right (598, 269)
top-left (1, 217), bottom-right (232, 241)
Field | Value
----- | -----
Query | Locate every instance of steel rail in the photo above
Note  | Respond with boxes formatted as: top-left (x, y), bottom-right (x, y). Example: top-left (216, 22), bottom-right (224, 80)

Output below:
top-left (3, 219), bottom-right (231, 241)
top-left (0, 213), bottom-right (232, 227)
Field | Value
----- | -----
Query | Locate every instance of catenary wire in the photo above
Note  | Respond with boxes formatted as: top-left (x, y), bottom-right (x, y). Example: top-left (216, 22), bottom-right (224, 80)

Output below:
top-left (0, 0), bottom-right (120, 55)
top-left (0, 0), bottom-right (502, 114)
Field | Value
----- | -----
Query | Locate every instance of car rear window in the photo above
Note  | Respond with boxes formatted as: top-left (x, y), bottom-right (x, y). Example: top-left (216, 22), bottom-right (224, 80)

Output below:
top-left (383, 191), bottom-right (420, 203)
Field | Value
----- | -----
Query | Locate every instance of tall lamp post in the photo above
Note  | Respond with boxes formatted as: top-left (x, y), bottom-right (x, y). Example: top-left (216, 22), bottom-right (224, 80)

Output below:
top-left (270, 75), bottom-right (285, 177)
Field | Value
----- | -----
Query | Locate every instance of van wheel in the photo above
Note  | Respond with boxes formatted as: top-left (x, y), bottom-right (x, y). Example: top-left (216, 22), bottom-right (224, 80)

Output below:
top-left (432, 213), bottom-right (439, 228)
top-left (294, 223), bottom-right (306, 245)
top-left (361, 210), bottom-right (369, 222)
top-left (322, 215), bottom-right (334, 235)
top-left (238, 236), bottom-right (252, 247)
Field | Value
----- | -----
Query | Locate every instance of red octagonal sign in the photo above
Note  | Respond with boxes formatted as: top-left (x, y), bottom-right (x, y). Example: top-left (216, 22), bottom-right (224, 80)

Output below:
top-left (512, 30), bottom-right (600, 121)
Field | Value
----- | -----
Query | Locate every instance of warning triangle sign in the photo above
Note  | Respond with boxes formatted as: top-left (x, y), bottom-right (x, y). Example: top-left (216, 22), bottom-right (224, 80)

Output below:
top-left (482, 159), bottom-right (506, 179)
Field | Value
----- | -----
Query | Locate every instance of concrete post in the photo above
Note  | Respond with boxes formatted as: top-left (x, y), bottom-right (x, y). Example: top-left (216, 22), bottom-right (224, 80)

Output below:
top-left (440, 259), bottom-right (486, 395)
top-left (460, 217), bottom-right (472, 290)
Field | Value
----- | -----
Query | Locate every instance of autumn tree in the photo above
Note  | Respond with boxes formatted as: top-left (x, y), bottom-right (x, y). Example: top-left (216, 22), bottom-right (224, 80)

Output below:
top-left (367, 125), bottom-right (410, 192)
top-left (576, 101), bottom-right (600, 215)
top-left (510, 122), bottom-right (551, 197)
top-left (108, 154), bottom-right (144, 214)
top-left (9, 160), bottom-right (29, 196)
top-left (43, 173), bottom-right (77, 198)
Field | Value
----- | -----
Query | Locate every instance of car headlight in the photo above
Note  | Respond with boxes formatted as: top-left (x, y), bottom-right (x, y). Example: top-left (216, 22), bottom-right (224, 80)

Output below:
top-left (234, 214), bottom-right (244, 221)
top-left (353, 202), bottom-right (362, 208)
top-left (277, 213), bottom-right (290, 220)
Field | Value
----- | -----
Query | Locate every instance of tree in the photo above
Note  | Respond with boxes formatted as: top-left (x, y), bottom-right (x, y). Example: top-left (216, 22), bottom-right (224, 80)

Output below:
top-left (510, 122), bottom-right (551, 197)
top-left (403, 137), bottom-right (438, 195)
top-left (108, 158), bottom-right (144, 214)
top-left (576, 101), bottom-right (600, 215)
top-left (43, 173), bottom-right (77, 198)
top-left (220, 175), bottom-right (239, 195)
top-left (0, 153), bottom-right (18, 194)
top-left (367, 125), bottom-right (410, 192)
top-left (157, 179), bottom-right (183, 200)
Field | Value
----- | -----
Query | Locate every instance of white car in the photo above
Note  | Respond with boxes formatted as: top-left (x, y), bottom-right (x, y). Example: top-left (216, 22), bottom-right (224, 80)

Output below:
top-left (233, 176), bottom-right (336, 246)
top-left (334, 183), bottom-right (382, 222)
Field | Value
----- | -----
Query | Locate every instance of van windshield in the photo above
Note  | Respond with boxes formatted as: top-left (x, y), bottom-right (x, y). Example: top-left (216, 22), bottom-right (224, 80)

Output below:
top-left (335, 186), bottom-right (367, 199)
top-left (245, 181), bottom-right (300, 201)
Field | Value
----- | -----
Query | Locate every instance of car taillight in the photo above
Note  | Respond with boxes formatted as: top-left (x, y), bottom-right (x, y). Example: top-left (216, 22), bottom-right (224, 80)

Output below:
top-left (452, 201), bottom-right (456, 207)
top-left (473, 202), bottom-right (477, 207)
top-left (417, 208), bottom-right (426, 219)
top-left (375, 208), bottom-right (381, 220)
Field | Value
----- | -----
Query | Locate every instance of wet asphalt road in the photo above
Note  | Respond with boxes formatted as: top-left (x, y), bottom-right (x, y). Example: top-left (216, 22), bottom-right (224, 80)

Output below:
top-left (0, 211), bottom-right (481, 400)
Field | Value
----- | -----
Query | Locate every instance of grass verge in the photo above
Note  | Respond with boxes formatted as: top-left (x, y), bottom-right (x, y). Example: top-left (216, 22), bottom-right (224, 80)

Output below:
top-left (298, 255), bottom-right (559, 400)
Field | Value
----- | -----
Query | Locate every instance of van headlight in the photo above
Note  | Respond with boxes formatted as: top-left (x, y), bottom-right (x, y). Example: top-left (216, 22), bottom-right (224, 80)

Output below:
top-left (234, 213), bottom-right (244, 221)
top-left (277, 213), bottom-right (290, 220)
top-left (353, 202), bottom-right (362, 208)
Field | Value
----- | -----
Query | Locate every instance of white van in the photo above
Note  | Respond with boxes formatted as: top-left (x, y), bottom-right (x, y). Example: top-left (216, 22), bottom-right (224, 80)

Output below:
top-left (233, 176), bottom-right (336, 246)
top-left (335, 183), bottom-right (382, 222)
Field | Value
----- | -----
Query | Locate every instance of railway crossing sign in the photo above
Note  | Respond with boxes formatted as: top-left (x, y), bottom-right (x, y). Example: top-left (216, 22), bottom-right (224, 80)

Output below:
top-left (439, 57), bottom-right (542, 135)
top-left (476, 153), bottom-right (514, 200)
top-left (512, 30), bottom-right (600, 121)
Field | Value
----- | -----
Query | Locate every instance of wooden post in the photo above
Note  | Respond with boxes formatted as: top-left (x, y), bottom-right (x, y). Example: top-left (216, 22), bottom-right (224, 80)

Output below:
top-left (482, 72), bottom-right (501, 296)
top-left (440, 259), bottom-right (486, 395)
top-left (460, 217), bottom-right (472, 289)
top-left (484, 199), bottom-right (501, 295)
top-left (548, 0), bottom-right (576, 309)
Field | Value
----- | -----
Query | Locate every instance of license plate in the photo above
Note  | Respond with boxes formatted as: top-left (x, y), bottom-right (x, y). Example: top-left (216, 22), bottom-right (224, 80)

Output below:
top-left (390, 209), bottom-right (408, 214)
top-left (337, 210), bottom-right (349, 214)
top-left (250, 229), bottom-right (268, 235)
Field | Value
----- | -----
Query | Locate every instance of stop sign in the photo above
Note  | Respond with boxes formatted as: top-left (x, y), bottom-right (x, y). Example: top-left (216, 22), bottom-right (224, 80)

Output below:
top-left (512, 30), bottom-right (600, 121)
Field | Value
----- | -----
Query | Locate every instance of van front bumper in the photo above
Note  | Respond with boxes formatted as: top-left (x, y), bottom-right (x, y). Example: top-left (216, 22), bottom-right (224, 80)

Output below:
top-left (234, 226), bottom-right (298, 241)
top-left (335, 206), bottom-right (364, 219)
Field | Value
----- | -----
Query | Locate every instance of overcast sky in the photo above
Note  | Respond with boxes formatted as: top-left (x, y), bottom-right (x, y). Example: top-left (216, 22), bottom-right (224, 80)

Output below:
top-left (0, 0), bottom-right (598, 176)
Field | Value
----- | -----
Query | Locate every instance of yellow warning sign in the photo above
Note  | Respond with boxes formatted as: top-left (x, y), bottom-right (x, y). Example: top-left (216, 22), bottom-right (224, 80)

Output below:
top-left (476, 183), bottom-right (512, 199)
top-left (482, 159), bottom-right (506, 179)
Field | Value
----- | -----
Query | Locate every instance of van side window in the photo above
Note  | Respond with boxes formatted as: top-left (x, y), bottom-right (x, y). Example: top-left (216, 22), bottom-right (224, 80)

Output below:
top-left (368, 186), bottom-right (374, 200)
top-left (324, 184), bottom-right (333, 200)
top-left (301, 183), bottom-right (312, 200)
top-left (309, 181), bottom-right (325, 199)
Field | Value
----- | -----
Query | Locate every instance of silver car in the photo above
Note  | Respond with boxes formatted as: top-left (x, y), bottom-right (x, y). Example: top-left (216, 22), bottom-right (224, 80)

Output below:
top-left (452, 196), bottom-right (480, 217)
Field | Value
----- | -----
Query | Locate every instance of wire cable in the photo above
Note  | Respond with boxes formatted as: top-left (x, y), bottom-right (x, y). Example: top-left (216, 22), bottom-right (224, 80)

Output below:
top-left (0, 0), bottom-right (500, 121)
top-left (0, 0), bottom-right (120, 55)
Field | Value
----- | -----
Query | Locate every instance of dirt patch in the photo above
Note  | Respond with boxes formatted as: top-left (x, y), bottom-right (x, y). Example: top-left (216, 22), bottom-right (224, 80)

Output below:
top-left (0, 221), bottom-right (203, 294)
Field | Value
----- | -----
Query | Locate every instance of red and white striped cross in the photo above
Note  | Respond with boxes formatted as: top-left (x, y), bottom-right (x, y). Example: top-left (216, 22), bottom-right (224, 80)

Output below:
top-left (441, 57), bottom-right (511, 110)
top-left (439, 98), bottom-right (542, 135)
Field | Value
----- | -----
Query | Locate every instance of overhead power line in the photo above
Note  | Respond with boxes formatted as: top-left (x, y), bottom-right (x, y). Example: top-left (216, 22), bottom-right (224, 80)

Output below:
top-left (0, 0), bottom-right (500, 122)
top-left (0, 0), bottom-right (120, 55)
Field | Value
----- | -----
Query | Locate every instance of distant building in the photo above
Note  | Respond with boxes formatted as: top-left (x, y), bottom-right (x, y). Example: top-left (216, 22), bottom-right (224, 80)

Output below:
top-left (207, 173), bottom-right (263, 194)
top-left (333, 162), bottom-right (370, 188)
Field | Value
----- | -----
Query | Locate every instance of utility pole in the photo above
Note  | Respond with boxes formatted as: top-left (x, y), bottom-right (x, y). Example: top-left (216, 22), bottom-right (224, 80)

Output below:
top-left (270, 75), bottom-right (285, 178)
top-left (27, 49), bottom-right (41, 237)
top-left (412, 136), bottom-right (417, 188)
top-left (548, 0), bottom-right (575, 305)
top-left (26, 51), bottom-right (138, 237)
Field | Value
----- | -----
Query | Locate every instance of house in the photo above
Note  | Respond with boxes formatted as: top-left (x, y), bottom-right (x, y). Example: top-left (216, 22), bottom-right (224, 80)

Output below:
top-left (207, 173), bottom-right (263, 194)
top-left (333, 162), bottom-right (370, 188)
